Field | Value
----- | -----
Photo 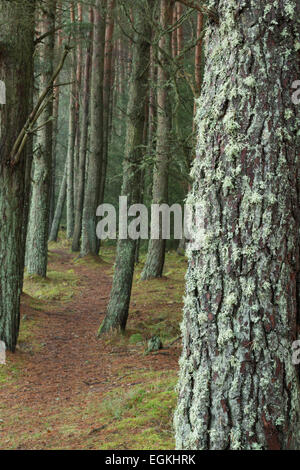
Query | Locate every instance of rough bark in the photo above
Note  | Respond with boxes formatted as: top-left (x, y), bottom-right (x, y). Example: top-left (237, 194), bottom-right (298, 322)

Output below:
top-left (172, 4), bottom-right (178, 59)
top-left (26, 1), bottom-right (56, 277)
top-left (49, 0), bottom-right (62, 231)
top-left (66, 3), bottom-right (77, 239)
top-left (0, 0), bottom-right (35, 351)
top-left (72, 7), bottom-right (93, 252)
top-left (141, 0), bottom-right (173, 280)
top-left (176, 2), bottom-right (184, 59)
top-left (73, 2), bottom-right (83, 205)
top-left (80, 0), bottom-right (105, 257)
top-left (99, 0), bottom-right (115, 210)
top-left (98, 0), bottom-right (153, 335)
top-left (174, 0), bottom-right (300, 450)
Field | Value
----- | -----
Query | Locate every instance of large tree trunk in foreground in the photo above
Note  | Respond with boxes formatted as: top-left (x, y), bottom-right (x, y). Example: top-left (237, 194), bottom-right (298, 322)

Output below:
top-left (81, 0), bottom-right (105, 257)
top-left (98, 0), bottom-right (153, 335)
top-left (141, 0), bottom-right (173, 280)
top-left (72, 7), bottom-right (93, 252)
top-left (174, 1), bottom-right (300, 450)
top-left (0, 0), bottom-right (35, 351)
top-left (26, 1), bottom-right (56, 277)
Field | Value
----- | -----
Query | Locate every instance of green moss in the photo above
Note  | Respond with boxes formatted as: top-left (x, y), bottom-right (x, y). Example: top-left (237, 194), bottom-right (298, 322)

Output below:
top-left (73, 254), bottom-right (106, 267)
top-left (93, 370), bottom-right (177, 450)
top-left (129, 333), bottom-right (144, 344)
top-left (23, 270), bottom-right (78, 302)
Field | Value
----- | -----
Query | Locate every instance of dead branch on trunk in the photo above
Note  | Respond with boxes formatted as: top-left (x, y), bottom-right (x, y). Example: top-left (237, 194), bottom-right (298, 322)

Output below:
top-left (176, 0), bottom-right (218, 24)
top-left (10, 45), bottom-right (71, 167)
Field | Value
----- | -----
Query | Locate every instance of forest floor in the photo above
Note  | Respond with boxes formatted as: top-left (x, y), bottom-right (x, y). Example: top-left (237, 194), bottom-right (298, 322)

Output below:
top-left (0, 233), bottom-right (186, 450)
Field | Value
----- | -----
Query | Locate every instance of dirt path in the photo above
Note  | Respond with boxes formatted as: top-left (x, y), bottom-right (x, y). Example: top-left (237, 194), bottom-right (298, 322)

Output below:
top-left (0, 248), bottom-right (181, 449)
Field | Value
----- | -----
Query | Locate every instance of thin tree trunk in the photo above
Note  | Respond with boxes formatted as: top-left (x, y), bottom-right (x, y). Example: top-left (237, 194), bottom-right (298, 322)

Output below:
top-left (72, 7), bottom-right (93, 252)
top-left (177, 11), bottom-right (204, 256)
top-left (148, 43), bottom-right (156, 155)
top-left (98, 0), bottom-right (153, 335)
top-left (172, 3), bottom-right (178, 59)
top-left (49, 160), bottom-right (67, 242)
top-left (176, 2), bottom-right (183, 59)
top-left (80, 0), bottom-right (105, 257)
top-left (174, 1), bottom-right (300, 450)
top-left (49, 0), bottom-right (63, 231)
top-left (26, 1), bottom-right (56, 277)
top-left (141, 0), bottom-right (173, 281)
top-left (66, 3), bottom-right (77, 239)
top-left (0, 0), bottom-right (35, 351)
top-left (73, 2), bottom-right (83, 205)
top-left (144, 42), bottom-right (157, 206)
top-left (135, 99), bottom-right (149, 265)
top-left (99, 0), bottom-right (115, 209)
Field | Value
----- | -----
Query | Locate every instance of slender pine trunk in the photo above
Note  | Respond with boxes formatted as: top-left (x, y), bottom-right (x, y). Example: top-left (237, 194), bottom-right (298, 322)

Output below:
top-left (66, 3), bottom-right (77, 239)
top-left (49, 0), bottom-right (63, 232)
top-left (49, 160), bottom-right (67, 242)
top-left (99, 0), bottom-right (115, 210)
top-left (98, 0), bottom-right (153, 335)
top-left (26, 1), bottom-right (56, 277)
top-left (80, 0), bottom-right (105, 257)
top-left (72, 7), bottom-right (93, 252)
top-left (141, 0), bottom-right (173, 281)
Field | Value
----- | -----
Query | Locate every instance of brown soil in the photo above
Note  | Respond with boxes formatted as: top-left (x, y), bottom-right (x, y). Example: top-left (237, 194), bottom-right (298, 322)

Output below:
top-left (0, 248), bottom-right (181, 450)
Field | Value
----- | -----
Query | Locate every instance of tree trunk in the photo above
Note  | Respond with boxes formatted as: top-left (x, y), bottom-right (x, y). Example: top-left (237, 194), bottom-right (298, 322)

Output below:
top-left (176, 2), bottom-right (183, 60)
top-left (73, 2), bottom-right (82, 206)
top-left (72, 7), bottom-right (93, 252)
top-left (98, 0), bottom-right (153, 335)
top-left (26, 1), bottom-right (56, 277)
top-left (49, 0), bottom-right (63, 231)
top-left (177, 10), bottom-right (204, 256)
top-left (174, 1), bottom-right (300, 450)
top-left (66, 3), bottom-right (77, 239)
top-left (141, 0), bottom-right (173, 281)
top-left (49, 159), bottom-right (67, 242)
top-left (80, 0), bottom-right (105, 257)
top-left (0, 0), bottom-right (35, 351)
top-left (172, 4), bottom-right (178, 59)
top-left (99, 0), bottom-right (115, 210)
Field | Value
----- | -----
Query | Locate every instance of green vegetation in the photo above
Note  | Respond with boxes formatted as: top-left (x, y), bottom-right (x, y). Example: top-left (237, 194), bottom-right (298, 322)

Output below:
top-left (23, 270), bottom-right (78, 302)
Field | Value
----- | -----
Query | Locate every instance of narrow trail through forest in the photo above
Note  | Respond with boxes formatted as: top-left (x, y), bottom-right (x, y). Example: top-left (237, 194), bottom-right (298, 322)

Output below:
top-left (0, 246), bottom-right (182, 450)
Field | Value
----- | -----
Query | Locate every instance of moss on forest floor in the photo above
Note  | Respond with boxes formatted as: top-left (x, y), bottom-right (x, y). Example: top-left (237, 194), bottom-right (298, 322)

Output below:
top-left (0, 241), bottom-right (186, 450)
top-left (23, 270), bottom-right (78, 302)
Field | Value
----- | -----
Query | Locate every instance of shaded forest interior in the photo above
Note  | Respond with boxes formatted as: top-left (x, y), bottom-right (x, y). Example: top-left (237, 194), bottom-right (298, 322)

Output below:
top-left (0, 0), bottom-right (299, 451)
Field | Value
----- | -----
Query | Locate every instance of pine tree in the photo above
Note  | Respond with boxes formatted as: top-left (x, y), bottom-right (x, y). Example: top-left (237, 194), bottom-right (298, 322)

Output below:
top-left (98, 0), bottom-right (154, 335)
top-left (80, 0), bottom-right (105, 257)
top-left (174, 0), bottom-right (300, 450)
top-left (141, 0), bottom-right (173, 280)
top-left (26, 0), bottom-right (56, 277)
top-left (0, 0), bottom-right (35, 351)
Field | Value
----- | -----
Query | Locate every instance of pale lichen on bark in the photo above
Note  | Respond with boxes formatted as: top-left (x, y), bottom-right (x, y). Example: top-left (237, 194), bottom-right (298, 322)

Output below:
top-left (174, 0), bottom-right (300, 450)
